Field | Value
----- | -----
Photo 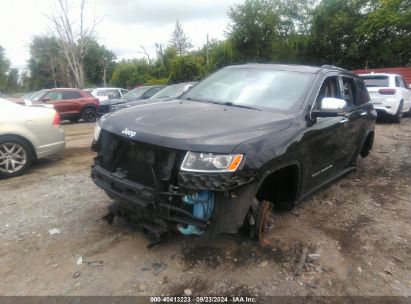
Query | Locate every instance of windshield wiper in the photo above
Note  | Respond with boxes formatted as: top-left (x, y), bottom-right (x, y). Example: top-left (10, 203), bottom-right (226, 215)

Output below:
top-left (185, 98), bottom-right (262, 111)
top-left (222, 102), bottom-right (262, 111)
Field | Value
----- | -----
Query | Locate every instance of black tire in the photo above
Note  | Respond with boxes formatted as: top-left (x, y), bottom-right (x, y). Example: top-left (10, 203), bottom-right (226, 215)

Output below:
top-left (0, 136), bottom-right (34, 179)
top-left (392, 101), bottom-right (403, 123)
top-left (81, 107), bottom-right (97, 122)
top-left (69, 118), bottom-right (79, 123)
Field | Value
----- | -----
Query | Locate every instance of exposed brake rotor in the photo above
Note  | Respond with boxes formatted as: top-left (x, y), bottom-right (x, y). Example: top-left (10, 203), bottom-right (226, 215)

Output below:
top-left (256, 200), bottom-right (274, 246)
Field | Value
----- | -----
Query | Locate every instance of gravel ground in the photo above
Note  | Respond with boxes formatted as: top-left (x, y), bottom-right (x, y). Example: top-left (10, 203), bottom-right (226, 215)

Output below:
top-left (0, 119), bottom-right (410, 296)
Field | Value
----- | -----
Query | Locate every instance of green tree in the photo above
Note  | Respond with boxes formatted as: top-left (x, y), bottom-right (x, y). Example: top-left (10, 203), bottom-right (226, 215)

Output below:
top-left (169, 20), bottom-right (193, 55)
top-left (84, 40), bottom-right (116, 87)
top-left (357, 0), bottom-right (411, 68)
top-left (6, 68), bottom-right (19, 93)
top-left (227, 0), bottom-right (282, 61)
top-left (110, 59), bottom-right (154, 88)
top-left (169, 55), bottom-right (204, 83)
top-left (27, 36), bottom-right (70, 89)
top-left (308, 0), bottom-right (367, 68)
top-left (0, 45), bottom-right (10, 93)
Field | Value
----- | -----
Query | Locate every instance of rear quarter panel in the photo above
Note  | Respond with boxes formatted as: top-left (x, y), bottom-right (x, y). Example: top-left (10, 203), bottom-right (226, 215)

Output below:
top-left (0, 105), bottom-right (64, 158)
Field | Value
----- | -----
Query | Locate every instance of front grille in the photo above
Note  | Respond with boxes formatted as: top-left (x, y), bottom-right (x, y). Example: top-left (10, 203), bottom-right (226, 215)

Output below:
top-left (98, 105), bottom-right (110, 114)
top-left (98, 130), bottom-right (179, 187)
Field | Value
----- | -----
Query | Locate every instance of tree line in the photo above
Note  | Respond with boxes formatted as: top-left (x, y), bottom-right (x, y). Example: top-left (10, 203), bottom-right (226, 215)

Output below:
top-left (0, 0), bottom-right (410, 94)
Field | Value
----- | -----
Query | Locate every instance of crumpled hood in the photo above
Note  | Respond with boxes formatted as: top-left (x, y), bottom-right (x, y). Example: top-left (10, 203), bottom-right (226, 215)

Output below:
top-left (100, 100), bottom-right (294, 153)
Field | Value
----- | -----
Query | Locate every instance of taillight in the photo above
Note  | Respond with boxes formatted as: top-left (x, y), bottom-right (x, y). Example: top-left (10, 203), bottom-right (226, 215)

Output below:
top-left (378, 88), bottom-right (396, 95)
top-left (52, 112), bottom-right (60, 126)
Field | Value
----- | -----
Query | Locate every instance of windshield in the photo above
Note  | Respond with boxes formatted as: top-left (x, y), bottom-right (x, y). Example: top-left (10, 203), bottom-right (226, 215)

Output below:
top-left (121, 87), bottom-right (150, 99)
top-left (28, 91), bottom-right (46, 101)
top-left (361, 76), bottom-right (389, 87)
top-left (151, 83), bottom-right (188, 99)
top-left (181, 68), bottom-right (313, 111)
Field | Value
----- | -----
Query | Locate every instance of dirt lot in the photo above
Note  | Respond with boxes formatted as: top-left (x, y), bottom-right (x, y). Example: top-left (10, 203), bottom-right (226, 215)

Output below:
top-left (0, 119), bottom-right (410, 297)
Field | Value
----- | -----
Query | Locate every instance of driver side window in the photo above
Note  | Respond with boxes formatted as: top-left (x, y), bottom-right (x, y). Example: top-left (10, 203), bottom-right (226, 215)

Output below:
top-left (313, 76), bottom-right (340, 111)
top-left (44, 91), bottom-right (63, 101)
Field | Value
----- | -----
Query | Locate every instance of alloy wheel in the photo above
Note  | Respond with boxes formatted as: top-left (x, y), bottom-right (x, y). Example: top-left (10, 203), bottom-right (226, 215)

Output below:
top-left (0, 143), bottom-right (27, 173)
top-left (83, 108), bottom-right (97, 122)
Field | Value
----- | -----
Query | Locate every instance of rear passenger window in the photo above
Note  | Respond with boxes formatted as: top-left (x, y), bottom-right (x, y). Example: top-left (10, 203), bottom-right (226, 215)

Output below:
top-left (63, 91), bottom-right (81, 99)
top-left (395, 77), bottom-right (401, 87)
top-left (96, 90), bottom-right (107, 96)
top-left (342, 77), bottom-right (357, 107)
top-left (355, 79), bottom-right (370, 105)
top-left (108, 90), bottom-right (121, 98)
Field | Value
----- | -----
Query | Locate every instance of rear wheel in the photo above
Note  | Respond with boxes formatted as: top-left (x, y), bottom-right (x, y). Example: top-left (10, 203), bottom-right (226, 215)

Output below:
top-left (0, 136), bottom-right (34, 179)
top-left (82, 107), bottom-right (97, 122)
top-left (392, 101), bottom-right (403, 123)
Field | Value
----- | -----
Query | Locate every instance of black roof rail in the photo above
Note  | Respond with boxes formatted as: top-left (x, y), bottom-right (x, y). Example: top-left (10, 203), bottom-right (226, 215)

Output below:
top-left (321, 65), bottom-right (348, 72)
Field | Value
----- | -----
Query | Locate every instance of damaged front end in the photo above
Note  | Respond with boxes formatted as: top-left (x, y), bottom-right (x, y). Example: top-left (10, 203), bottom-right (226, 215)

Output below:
top-left (91, 129), bottom-right (258, 244)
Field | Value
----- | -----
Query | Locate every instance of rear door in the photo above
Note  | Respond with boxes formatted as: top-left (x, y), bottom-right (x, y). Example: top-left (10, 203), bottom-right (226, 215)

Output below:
top-left (61, 91), bottom-right (83, 114)
top-left (343, 76), bottom-right (371, 163)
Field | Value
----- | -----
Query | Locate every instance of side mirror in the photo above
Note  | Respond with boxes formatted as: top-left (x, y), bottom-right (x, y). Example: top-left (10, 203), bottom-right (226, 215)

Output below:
top-left (312, 97), bottom-right (348, 118)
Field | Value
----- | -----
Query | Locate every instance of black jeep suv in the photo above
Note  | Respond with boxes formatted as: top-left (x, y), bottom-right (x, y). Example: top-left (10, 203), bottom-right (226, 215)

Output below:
top-left (91, 64), bottom-right (376, 244)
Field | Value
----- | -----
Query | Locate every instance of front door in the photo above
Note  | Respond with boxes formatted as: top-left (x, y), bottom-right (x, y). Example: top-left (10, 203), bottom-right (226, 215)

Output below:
top-left (300, 75), bottom-right (351, 193)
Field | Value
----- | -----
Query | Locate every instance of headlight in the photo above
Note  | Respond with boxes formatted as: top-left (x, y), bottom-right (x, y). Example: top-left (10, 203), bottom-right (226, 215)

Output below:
top-left (181, 152), bottom-right (244, 172)
top-left (109, 105), bottom-right (119, 112)
top-left (110, 104), bottom-right (128, 112)
top-left (93, 122), bottom-right (101, 141)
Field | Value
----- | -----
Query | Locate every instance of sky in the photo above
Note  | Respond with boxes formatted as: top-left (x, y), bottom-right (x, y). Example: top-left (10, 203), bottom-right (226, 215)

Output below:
top-left (0, 0), bottom-right (242, 70)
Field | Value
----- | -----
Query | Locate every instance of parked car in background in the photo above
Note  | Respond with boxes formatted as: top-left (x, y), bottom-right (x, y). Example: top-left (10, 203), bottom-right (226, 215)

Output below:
top-left (27, 88), bottom-right (99, 122)
top-left (110, 82), bottom-right (197, 112)
top-left (91, 64), bottom-right (376, 245)
top-left (360, 73), bottom-right (411, 122)
top-left (98, 85), bottom-right (166, 116)
top-left (0, 99), bottom-right (65, 178)
top-left (150, 82), bottom-right (197, 100)
top-left (90, 88), bottom-right (129, 102)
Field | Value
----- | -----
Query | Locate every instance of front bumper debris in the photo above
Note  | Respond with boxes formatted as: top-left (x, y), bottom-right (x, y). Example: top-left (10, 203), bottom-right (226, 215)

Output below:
top-left (91, 163), bottom-right (209, 229)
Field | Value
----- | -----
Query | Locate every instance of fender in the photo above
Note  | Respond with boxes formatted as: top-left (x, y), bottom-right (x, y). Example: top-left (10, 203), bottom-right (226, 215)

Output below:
top-left (259, 159), bottom-right (302, 200)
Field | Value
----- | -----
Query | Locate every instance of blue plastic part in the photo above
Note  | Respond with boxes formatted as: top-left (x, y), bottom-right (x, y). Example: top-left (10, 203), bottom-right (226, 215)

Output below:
top-left (177, 190), bottom-right (215, 236)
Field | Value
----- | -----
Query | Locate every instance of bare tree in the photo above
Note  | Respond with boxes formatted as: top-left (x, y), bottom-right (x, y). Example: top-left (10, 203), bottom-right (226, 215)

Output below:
top-left (47, 0), bottom-right (96, 88)
top-left (170, 20), bottom-right (193, 55)
top-left (137, 45), bottom-right (151, 63)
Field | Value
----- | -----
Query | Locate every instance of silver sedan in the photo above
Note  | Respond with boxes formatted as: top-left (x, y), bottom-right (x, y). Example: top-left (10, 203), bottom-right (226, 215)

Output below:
top-left (0, 99), bottom-right (65, 178)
